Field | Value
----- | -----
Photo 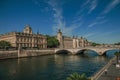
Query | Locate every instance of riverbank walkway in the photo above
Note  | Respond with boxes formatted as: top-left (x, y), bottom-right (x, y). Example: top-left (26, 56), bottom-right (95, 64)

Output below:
top-left (97, 63), bottom-right (120, 80)
top-left (91, 57), bottom-right (120, 80)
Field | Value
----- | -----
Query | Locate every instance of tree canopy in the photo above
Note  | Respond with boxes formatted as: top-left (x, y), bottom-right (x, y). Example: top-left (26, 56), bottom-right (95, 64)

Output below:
top-left (91, 42), bottom-right (100, 46)
top-left (114, 42), bottom-right (120, 45)
top-left (46, 35), bottom-right (59, 48)
top-left (0, 40), bottom-right (11, 49)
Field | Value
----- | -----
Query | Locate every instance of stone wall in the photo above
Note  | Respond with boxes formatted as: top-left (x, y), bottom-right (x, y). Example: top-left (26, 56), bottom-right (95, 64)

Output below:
top-left (0, 50), bottom-right (18, 59)
top-left (19, 50), bottom-right (54, 58)
top-left (0, 49), bottom-right (55, 59)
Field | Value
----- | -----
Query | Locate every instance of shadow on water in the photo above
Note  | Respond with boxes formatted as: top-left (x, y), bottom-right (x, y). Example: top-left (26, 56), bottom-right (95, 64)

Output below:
top-left (76, 50), bottom-right (99, 57)
top-left (55, 50), bottom-right (72, 55)
top-left (75, 49), bottom-right (119, 59)
top-left (103, 49), bottom-right (119, 58)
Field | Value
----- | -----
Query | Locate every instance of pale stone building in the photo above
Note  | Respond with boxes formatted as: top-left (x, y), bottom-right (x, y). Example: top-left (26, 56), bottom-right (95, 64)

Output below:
top-left (57, 29), bottom-right (63, 48)
top-left (57, 29), bottom-right (91, 48)
top-left (0, 25), bottom-right (47, 48)
top-left (63, 36), bottom-right (73, 48)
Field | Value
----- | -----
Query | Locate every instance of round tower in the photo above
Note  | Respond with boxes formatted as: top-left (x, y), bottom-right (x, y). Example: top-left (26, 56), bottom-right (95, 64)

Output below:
top-left (57, 29), bottom-right (63, 48)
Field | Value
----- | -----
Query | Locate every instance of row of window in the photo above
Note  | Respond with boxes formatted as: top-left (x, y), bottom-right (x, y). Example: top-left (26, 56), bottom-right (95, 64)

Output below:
top-left (16, 43), bottom-right (46, 48)
top-left (16, 37), bottom-right (45, 43)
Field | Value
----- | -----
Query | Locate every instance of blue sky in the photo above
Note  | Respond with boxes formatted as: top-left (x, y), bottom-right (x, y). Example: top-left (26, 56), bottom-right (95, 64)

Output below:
top-left (0, 0), bottom-right (120, 44)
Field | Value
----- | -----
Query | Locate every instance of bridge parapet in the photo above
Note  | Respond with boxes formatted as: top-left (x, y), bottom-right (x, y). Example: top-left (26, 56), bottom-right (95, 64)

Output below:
top-left (54, 47), bottom-right (120, 55)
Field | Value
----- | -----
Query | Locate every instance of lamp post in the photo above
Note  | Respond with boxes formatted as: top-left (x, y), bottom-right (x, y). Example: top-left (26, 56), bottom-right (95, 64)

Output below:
top-left (62, 36), bottom-right (64, 48)
top-left (118, 48), bottom-right (120, 63)
top-left (117, 48), bottom-right (120, 64)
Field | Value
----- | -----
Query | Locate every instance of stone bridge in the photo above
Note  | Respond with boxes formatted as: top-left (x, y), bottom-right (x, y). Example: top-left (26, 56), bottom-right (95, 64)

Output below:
top-left (54, 47), bottom-right (120, 55)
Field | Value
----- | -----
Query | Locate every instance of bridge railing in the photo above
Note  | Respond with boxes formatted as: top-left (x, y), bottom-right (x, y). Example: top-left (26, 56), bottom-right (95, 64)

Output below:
top-left (91, 56), bottom-right (116, 80)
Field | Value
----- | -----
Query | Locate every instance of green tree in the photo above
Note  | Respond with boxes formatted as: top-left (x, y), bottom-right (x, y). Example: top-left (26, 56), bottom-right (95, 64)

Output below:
top-left (0, 40), bottom-right (11, 49)
top-left (114, 51), bottom-right (120, 64)
top-left (67, 72), bottom-right (88, 80)
top-left (114, 42), bottom-right (120, 45)
top-left (46, 35), bottom-right (59, 48)
top-left (91, 42), bottom-right (100, 46)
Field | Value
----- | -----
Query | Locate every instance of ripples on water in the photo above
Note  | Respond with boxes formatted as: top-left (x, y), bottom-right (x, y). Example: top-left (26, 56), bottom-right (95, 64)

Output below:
top-left (0, 50), bottom-right (117, 80)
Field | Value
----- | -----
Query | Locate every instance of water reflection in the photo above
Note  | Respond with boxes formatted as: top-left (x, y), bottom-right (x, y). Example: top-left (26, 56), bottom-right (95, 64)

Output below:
top-left (0, 50), bottom-right (117, 80)
top-left (54, 54), bottom-right (110, 77)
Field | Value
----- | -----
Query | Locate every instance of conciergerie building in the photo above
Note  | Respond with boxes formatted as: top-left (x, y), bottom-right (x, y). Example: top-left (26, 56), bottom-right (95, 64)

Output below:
top-left (0, 25), bottom-right (47, 48)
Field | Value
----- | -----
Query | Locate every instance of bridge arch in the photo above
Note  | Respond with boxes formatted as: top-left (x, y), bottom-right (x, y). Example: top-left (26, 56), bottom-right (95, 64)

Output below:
top-left (76, 49), bottom-right (98, 56)
top-left (102, 49), bottom-right (119, 56)
top-left (54, 47), bottom-right (120, 55)
top-left (55, 49), bottom-right (72, 54)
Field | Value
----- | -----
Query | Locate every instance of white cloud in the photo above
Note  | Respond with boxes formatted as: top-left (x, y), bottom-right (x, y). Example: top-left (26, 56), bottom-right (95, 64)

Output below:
top-left (73, 14), bottom-right (85, 23)
top-left (47, 0), bottom-right (80, 36)
top-left (88, 19), bottom-right (108, 28)
top-left (76, 0), bottom-right (90, 16)
top-left (88, 13), bottom-right (108, 28)
top-left (75, 0), bottom-right (98, 25)
top-left (99, 19), bottom-right (108, 24)
top-left (88, 22), bottom-right (98, 28)
top-left (81, 0), bottom-right (90, 8)
top-left (102, 0), bottom-right (120, 14)
top-left (83, 33), bottom-right (97, 38)
top-left (88, 0), bottom-right (98, 14)
top-left (96, 16), bottom-right (105, 20)
top-left (100, 31), bottom-right (116, 37)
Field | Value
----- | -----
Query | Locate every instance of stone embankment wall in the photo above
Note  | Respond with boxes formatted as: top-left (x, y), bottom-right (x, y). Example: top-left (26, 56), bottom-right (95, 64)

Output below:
top-left (0, 50), bottom-right (18, 59)
top-left (19, 49), bottom-right (54, 58)
top-left (0, 49), bottom-right (55, 59)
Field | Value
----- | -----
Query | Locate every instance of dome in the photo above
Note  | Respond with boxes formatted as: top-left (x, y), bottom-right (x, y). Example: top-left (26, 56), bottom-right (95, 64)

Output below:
top-left (25, 24), bottom-right (31, 28)
top-left (23, 24), bottom-right (33, 34)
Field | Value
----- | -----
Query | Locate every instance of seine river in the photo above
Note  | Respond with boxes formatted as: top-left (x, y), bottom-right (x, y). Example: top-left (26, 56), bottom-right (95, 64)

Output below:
top-left (0, 50), bottom-right (117, 80)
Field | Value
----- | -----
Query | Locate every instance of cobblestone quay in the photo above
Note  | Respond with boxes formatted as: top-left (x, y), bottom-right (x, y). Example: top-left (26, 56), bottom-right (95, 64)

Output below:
top-left (92, 57), bottom-right (120, 80)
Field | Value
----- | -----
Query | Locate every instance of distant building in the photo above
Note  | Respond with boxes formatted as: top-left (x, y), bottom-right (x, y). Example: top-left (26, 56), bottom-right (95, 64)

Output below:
top-left (0, 25), bottom-right (47, 48)
top-left (57, 29), bottom-right (91, 48)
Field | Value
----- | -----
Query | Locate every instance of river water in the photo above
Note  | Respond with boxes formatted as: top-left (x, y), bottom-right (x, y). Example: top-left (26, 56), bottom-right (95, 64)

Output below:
top-left (0, 50), bottom-right (117, 80)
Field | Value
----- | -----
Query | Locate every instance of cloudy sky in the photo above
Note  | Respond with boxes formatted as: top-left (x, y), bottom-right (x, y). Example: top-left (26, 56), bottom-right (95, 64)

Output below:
top-left (0, 0), bottom-right (120, 44)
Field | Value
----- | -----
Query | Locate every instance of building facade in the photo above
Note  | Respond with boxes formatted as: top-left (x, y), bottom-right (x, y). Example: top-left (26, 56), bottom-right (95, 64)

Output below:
top-left (57, 29), bottom-right (63, 48)
top-left (0, 25), bottom-right (47, 48)
top-left (57, 29), bottom-right (91, 48)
